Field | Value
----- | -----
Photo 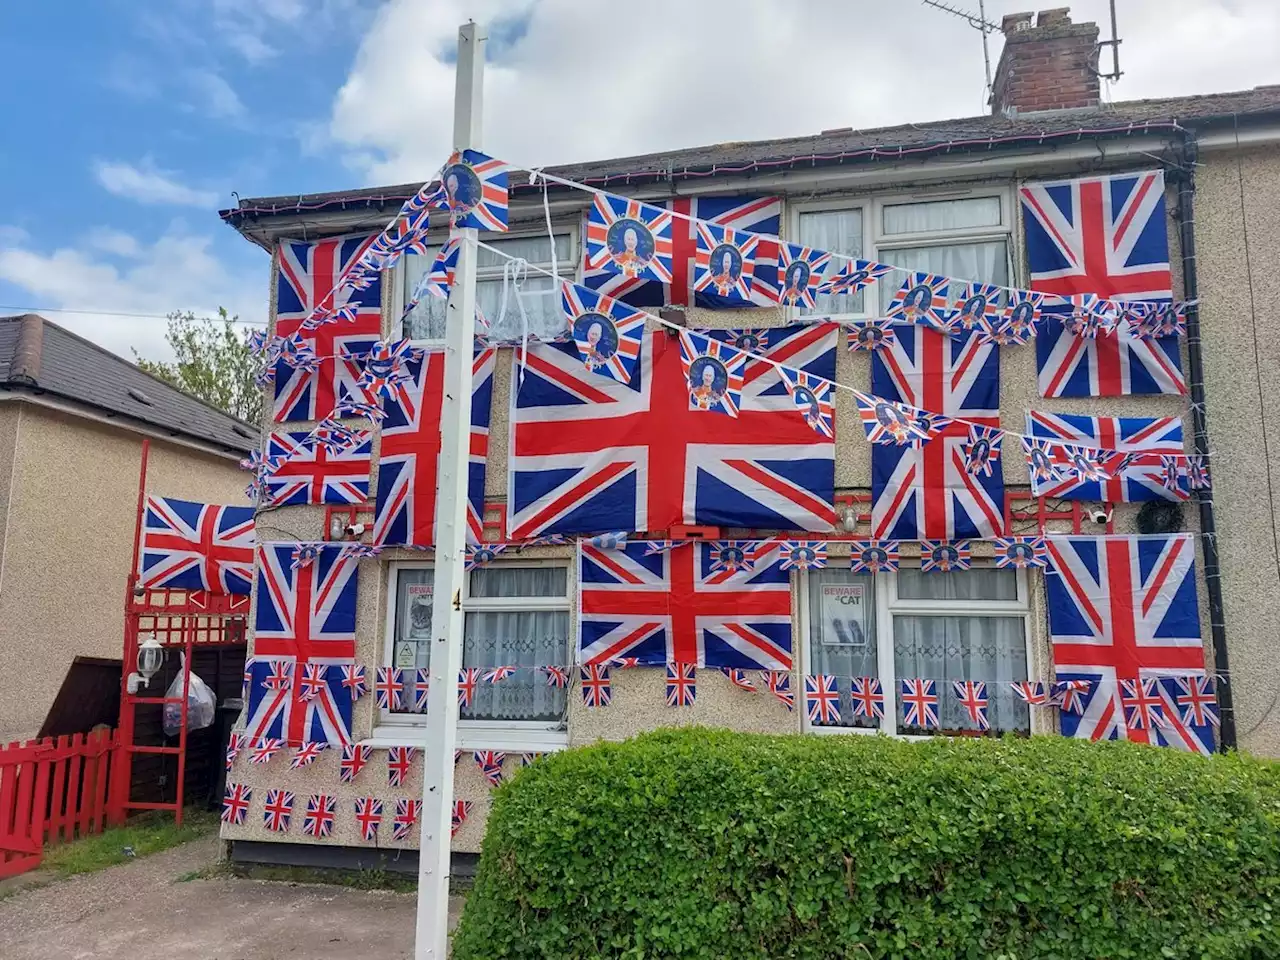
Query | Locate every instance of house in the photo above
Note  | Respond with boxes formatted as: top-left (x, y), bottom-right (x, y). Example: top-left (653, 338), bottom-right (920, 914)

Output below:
top-left (0, 314), bottom-right (256, 742)
top-left (217, 8), bottom-right (1280, 869)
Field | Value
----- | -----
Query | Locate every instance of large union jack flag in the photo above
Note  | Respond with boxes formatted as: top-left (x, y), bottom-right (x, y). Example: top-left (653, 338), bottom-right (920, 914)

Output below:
top-left (244, 543), bottom-right (359, 746)
top-left (1021, 171), bottom-right (1185, 397)
top-left (1025, 411), bottom-right (1188, 502)
top-left (578, 540), bottom-right (792, 670)
top-left (510, 326), bottom-right (836, 538)
top-left (583, 195), bottom-right (781, 309)
top-left (373, 347), bottom-right (496, 547)
top-left (263, 431), bottom-right (372, 506)
top-left (1044, 534), bottom-right (1215, 755)
top-left (139, 496), bottom-right (255, 595)
top-left (871, 326), bottom-right (1005, 539)
top-left (272, 234), bottom-right (383, 422)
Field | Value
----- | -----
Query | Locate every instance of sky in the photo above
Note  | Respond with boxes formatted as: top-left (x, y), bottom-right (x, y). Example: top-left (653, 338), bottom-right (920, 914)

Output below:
top-left (0, 0), bottom-right (1276, 363)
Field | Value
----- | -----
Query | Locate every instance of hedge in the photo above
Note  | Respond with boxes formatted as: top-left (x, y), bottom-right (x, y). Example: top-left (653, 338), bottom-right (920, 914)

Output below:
top-left (452, 728), bottom-right (1280, 960)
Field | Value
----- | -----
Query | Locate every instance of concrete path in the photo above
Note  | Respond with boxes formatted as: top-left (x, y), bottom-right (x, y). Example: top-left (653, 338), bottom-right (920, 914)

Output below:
top-left (0, 836), bottom-right (464, 959)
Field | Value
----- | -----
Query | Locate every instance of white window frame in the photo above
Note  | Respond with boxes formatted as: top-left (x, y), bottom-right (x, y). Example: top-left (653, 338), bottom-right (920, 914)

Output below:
top-left (388, 224), bottom-right (580, 348)
top-left (800, 566), bottom-right (1037, 738)
top-left (788, 186), bottom-right (1015, 321)
top-left (368, 559), bottom-right (571, 752)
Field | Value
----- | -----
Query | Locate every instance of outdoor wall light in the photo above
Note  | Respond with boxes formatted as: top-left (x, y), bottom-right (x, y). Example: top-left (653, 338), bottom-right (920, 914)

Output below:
top-left (841, 506), bottom-right (859, 533)
top-left (127, 633), bottom-right (165, 693)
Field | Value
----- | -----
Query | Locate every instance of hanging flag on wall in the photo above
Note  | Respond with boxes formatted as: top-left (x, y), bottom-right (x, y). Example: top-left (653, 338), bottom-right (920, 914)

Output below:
top-left (373, 347), bottom-right (496, 547)
top-left (139, 496), bottom-right (256, 595)
top-left (508, 326), bottom-right (836, 538)
top-left (1025, 412), bottom-right (1189, 502)
top-left (1021, 171), bottom-right (1185, 397)
top-left (1044, 534), bottom-right (1215, 755)
top-left (244, 543), bottom-right (359, 746)
top-left (870, 326), bottom-right (1005, 539)
top-left (583, 195), bottom-right (781, 309)
top-left (272, 234), bottom-right (383, 422)
top-left (263, 431), bottom-right (372, 506)
top-left (578, 540), bottom-right (792, 671)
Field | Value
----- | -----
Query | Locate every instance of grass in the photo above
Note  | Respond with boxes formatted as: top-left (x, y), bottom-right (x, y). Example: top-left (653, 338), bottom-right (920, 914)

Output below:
top-left (231, 862), bottom-right (421, 893)
top-left (39, 807), bottom-right (220, 878)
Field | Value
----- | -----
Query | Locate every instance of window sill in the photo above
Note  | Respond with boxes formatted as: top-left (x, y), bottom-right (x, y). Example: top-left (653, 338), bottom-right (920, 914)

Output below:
top-left (365, 723), bottom-right (569, 753)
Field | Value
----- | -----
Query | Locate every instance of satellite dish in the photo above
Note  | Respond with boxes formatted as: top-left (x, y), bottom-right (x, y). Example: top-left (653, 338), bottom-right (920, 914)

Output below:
top-left (1136, 500), bottom-right (1183, 535)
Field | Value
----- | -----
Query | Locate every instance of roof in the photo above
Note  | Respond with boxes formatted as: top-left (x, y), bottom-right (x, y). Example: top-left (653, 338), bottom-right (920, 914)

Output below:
top-left (0, 314), bottom-right (258, 456)
top-left (221, 85), bottom-right (1280, 246)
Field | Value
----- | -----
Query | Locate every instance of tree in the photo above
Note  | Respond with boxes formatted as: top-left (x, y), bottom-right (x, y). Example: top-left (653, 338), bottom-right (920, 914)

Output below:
top-left (134, 308), bottom-right (262, 423)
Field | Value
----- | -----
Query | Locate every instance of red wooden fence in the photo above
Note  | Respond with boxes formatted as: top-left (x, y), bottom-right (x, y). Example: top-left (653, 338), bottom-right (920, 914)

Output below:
top-left (0, 729), bottom-right (118, 879)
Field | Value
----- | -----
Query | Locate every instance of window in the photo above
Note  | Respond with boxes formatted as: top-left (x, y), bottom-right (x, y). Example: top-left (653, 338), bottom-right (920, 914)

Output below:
top-left (382, 562), bottom-right (571, 747)
top-left (790, 190), bottom-right (1012, 317)
top-left (398, 231), bottom-right (576, 344)
top-left (802, 567), bottom-right (1032, 736)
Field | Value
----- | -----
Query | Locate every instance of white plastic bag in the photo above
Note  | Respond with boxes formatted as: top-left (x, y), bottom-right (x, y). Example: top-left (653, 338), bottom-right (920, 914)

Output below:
top-left (163, 655), bottom-right (217, 737)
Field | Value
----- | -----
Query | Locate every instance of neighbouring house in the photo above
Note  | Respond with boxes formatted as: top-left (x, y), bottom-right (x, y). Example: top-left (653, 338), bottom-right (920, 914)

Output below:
top-left (0, 314), bottom-right (256, 742)
top-left (217, 8), bottom-right (1280, 870)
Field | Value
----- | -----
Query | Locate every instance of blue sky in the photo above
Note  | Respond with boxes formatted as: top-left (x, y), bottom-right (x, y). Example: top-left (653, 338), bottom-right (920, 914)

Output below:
top-left (0, 0), bottom-right (1274, 362)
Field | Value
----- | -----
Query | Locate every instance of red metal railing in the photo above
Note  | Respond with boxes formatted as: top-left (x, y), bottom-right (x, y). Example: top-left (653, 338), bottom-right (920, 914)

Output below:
top-left (0, 729), bottom-right (118, 879)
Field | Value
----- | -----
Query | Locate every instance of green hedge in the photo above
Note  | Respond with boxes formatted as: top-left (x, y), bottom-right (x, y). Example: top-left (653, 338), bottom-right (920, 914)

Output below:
top-left (453, 729), bottom-right (1280, 960)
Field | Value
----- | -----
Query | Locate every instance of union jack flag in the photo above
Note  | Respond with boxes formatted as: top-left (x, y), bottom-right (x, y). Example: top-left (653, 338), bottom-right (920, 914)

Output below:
top-left (354, 797), bottom-right (383, 841)
top-left (1052, 678), bottom-right (1092, 714)
top-left (805, 674), bottom-right (840, 725)
top-left (244, 543), bottom-right (358, 746)
top-left (886, 273), bottom-right (951, 329)
top-left (845, 319), bottom-right (896, 352)
top-left (951, 680), bottom-right (990, 731)
top-left (1045, 534), bottom-right (1215, 754)
top-left (821, 259), bottom-right (893, 297)
top-left (1009, 680), bottom-right (1050, 706)
top-left (387, 745), bottom-right (417, 787)
top-left (850, 540), bottom-right (899, 574)
top-left (510, 326), bottom-right (837, 538)
top-left (225, 732), bottom-right (244, 771)
top-left (375, 667), bottom-right (403, 710)
top-left (584, 194), bottom-right (675, 284)
top-left (373, 347), bottom-right (496, 547)
top-left (952, 282), bottom-right (1003, 334)
top-left (221, 783), bottom-right (251, 825)
top-left (392, 798), bottom-right (422, 842)
top-left (408, 668), bottom-right (430, 712)
top-left (482, 666), bottom-right (517, 684)
top-left (465, 543), bottom-right (506, 570)
top-left (442, 150), bottom-right (508, 232)
top-left (850, 676), bottom-right (884, 719)
top-left (779, 541), bottom-right (827, 571)
top-left (451, 799), bottom-right (472, 837)
top-left (665, 662), bottom-right (697, 707)
top-left (995, 537), bottom-right (1047, 569)
top-left (561, 281), bottom-right (646, 385)
top-left (1025, 411), bottom-right (1188, 502)
top-left (263, 431), bottom-right (371, 506)
top-left (580, 664), bottom-right (612, 708)
top-left (680, 330), bottom-right (746, 417)
top-left (583, 195), bottom-right (781, 309)
top-left (1175, 676), bottom-right (1220, 727)
top-left (339, 744), bottom-right (372, 783)
top-left (579, 540), bottom-right (792, 670)
top-left (721, 667), bottom-right (757, 691)
top-left (542, 665), bottom-right (569, 688)
top-left (920, 540), bottom-right (971, 573)
top-left (303, 794), bottom-right (335, 839)
top-left (853, 393), bottom-right (940, 447)
top-left (871, 326), bottom-right (1005, 539)
top-left (272, 234), bottom-right (381, 422)
top-left (961, 425), bottom-right (1003, 478)
top-left (404, 237), bottom-right (459, 312)
top-left (1021, 171), bottom-right (1185, 397)
top-left (708, 541), bottom-right (754, 575)
top-left (139, 497), bottom-right (255, 595)
top-left (262, 789), bottom-right (294, 832)
top-left (762, 670), bottom-right (793, 710)
top-left (296, 663), bottom-right (328, 703)
top-left (458, 668), bottom-right (479, 709)
top-left (777, 243), bottom-right (831, 309)
top-left (780, 367), bottom-right (834, 439)
top-left (1119, 678), bottom-right (1168, 730)
top-left (340, 664), bottom-right (368, 700)
top-left (474, 750), bottom-right (505, 787)
top-left (249, 739), bottom-right (282, 765)
top-left (900, 679), bottom-right (939, 729)
top-left (290, 742), bottom-right (326, 769)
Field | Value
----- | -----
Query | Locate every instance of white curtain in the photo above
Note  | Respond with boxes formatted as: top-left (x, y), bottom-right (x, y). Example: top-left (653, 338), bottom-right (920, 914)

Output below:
top-left (806, 569), bottom-right (878, 729)
top-left (881, 197), bottom-right (1002, 235)
top-left (797, 208), bottom-right (865, 315)
top-left (878, 240), bottom-right (1009, 314)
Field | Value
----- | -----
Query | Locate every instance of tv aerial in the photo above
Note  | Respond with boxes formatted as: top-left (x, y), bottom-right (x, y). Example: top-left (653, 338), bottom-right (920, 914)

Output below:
top-left (919, 0), bottom-right (1001, 103)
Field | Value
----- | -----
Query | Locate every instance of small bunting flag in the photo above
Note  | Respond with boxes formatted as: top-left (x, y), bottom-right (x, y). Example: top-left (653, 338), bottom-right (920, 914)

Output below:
top-left (451, 799), bottom-right (472, 837)
top-left (951, 680), bottom-right (990, 731)
top-left (665, 662), bottom-right (697, 708)
top-left (762, 670), bottom-right (794, 710)
top-left (850, 539), bottom-right (899, 574)
top-left (805, 675), bottom-right (840, 725)
top-left (721, 667), bottom-right (757, 691)
top-left (339, 744), bottom-right (372, 784)
top-left (920, 540), bottom-right (971, 573)
top-left (302, 794), bottom-right (336, 839)
top-left (580, 664), bottom-right (612, 708)
top-left (900, 679), bottom-right (940, 729)
top-left (221, 783), bottom-right (251, 826)
top-left (679, 329), bottom-right (746, 417)
top-left (354, 797), bottom-right (383, 842)
top-left (375, 667), bottom-right (403, 710)
top-left (393, 798), bottom-right (423, 842)
top-left (262, 789), bottom-right (295, 832)
top-left (850, 676), bottom-right (884, 719)
top-left (289, 742), bottom-right (327, 769)
top-left (474, 750), bottom-right (506, 787)
top-left (249, 739), bottom-right (283, 765)
top-left (388, 745), bottom-right (418, 787)
top-left (458, 668), bottom-right (480, 709)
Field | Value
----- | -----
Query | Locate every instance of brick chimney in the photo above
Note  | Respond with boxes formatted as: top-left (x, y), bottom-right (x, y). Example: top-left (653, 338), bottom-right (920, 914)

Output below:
top-left (991, 8), bottom-right (1100, 116)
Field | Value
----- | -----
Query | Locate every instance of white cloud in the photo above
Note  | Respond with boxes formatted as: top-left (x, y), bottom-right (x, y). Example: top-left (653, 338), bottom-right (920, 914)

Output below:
top-left (184, 69), bottom-right (246, 120)
top-left (93, 159), bottom-right (219, 208)
top-left (326, 0), bottom-right (1280, 185)
top-left (0, 228), bottom-right (264, 362)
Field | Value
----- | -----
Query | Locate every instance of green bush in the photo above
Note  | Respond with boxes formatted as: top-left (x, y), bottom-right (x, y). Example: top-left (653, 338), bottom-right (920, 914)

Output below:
top-left (452, 729), bottom-right (1280, 959)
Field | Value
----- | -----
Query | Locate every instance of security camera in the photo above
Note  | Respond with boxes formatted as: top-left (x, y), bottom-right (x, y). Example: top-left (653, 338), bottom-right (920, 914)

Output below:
top-left (344, 522), bottom-right (367, 537)
top-left (1089, 508), bottom-right (1111, 525)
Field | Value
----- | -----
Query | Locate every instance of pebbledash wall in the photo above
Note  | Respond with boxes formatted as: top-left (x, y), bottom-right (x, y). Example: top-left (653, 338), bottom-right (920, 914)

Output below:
top-left (0, 406), bottom-right (248, 741)
top-left (216, 139), bottom-right (1280, 860)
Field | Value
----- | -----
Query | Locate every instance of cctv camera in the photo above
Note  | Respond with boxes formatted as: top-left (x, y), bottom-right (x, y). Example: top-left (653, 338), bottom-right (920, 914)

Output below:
top-left (1089, 508), bottom-right (1110, 525)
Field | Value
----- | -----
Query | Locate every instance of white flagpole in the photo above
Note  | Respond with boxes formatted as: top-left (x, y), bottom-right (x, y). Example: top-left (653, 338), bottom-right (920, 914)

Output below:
top-left (414, 20), bottom-right (486, 960)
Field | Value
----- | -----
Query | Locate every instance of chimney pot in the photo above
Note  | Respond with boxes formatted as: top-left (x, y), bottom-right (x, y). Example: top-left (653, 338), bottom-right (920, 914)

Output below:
top-left (1036, 7), bottom-right (1072, 26)
top-left (1002, 12), bottom-right (1034, 35)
